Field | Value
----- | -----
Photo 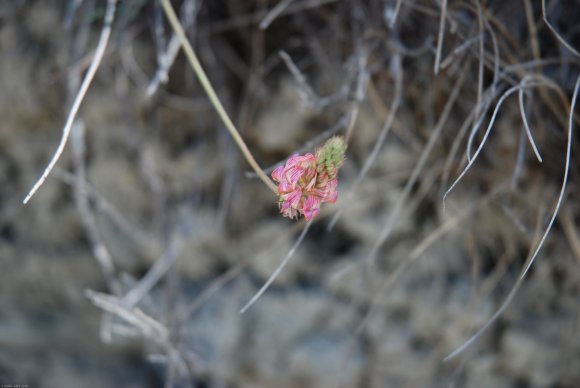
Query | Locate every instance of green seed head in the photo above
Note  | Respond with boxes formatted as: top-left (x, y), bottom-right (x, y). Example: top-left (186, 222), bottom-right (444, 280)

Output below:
top-left (315, 136), bottom-right (346, 179)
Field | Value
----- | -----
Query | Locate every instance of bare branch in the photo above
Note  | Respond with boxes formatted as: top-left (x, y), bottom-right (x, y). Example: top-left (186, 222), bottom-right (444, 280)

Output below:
top-left (23, 0), bottom-right (118, 204)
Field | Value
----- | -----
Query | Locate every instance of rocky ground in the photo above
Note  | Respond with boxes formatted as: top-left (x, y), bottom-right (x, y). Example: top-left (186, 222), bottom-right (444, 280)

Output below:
top-left (1, 1), bottom-right (579, 387)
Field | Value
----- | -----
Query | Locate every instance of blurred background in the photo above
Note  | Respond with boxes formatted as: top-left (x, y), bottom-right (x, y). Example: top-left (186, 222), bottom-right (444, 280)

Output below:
top-left (1, 0), bottom-right (580, 386)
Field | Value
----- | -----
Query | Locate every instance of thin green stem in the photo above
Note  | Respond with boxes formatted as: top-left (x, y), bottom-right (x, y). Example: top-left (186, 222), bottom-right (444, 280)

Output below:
top-left (160, 0), bottom-right (278, 194)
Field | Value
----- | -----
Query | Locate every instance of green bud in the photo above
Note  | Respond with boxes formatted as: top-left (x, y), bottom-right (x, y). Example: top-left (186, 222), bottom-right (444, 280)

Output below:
top-left (315, 136), bottom-right (346, 179)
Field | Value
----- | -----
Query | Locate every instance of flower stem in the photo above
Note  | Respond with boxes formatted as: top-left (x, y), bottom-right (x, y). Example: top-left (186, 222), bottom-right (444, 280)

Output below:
top-left (160, 0), bottom-right (278, 194)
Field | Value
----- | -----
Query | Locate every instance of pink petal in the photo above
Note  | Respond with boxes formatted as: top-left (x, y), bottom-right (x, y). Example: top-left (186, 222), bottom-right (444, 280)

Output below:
top-left (286, 154), bottom-right (301, 167)
top-left (286, 166), bottom-right (304, 187)
top-left (302, 153), bottom-right (316, 163)
top-left (282, 189), bottom-right (302, 208)
top-left (278, 181), bottom-right (292, 193)
top-left (279, 199), bottom-right (291, 211)
top-left (301, 194), bottom-right (321, 220)
top-left (326, 190), bottom-right (338, 203)
top-left (302, 205), bottom-right (320, 221)
top-left (272, 165), bottom-right (285, 182)
top-left (324, 179), bottom-right (338, 202)
top-left (327, 178), bottom-right (338, 190)
top-left (305, 194), bottom-right (321, 209)
top-left (293, 154), bottom-right (308, 163)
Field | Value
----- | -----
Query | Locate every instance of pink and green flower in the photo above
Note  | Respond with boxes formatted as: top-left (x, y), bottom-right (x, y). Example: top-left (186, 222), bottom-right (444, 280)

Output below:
top-left (272, 137), bottom-right (345, 221)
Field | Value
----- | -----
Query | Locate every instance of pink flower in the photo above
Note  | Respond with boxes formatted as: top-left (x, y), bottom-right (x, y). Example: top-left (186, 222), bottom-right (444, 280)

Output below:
top-left (272, 138), bottom-right (344, 221)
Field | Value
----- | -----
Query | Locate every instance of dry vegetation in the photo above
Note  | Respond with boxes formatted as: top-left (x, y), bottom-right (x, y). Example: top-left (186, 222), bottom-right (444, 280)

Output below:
top-left (1, 0), bottom-right (580, 387)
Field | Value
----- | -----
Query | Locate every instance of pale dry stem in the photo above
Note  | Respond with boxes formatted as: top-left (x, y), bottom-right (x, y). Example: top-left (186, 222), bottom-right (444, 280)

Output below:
top-left (23, 0), bottom-right (118, 204)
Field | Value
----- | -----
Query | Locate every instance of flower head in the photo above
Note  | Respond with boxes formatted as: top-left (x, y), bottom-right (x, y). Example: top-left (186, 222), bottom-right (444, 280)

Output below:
top-left (272, 137), bottom-right (345, 221)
